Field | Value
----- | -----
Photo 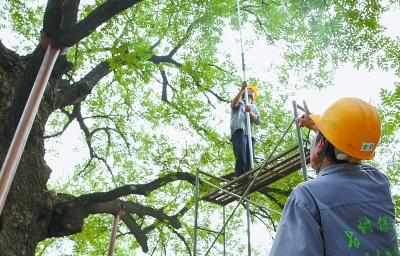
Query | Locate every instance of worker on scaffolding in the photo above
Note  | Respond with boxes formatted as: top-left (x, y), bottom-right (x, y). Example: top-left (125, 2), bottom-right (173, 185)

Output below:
top-left (269, 98), bottom-right (398, 255)
top-left (230, 81), bottom-right (260, 178)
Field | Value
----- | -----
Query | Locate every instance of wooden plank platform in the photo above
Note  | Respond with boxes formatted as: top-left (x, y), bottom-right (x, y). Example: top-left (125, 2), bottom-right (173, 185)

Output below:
top-left (200, 144), bottom-right (310, 206)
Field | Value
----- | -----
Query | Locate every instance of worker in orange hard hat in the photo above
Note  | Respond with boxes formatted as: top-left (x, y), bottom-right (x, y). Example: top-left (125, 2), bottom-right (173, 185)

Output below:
top-left (270, 98), bottom-right (398, 256)
top-left (230, 81), bottom-right (260, 177)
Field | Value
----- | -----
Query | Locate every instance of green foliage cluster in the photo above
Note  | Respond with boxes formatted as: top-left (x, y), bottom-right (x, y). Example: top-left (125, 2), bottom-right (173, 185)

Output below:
top-left (380, 83), bottom-right (400, 136)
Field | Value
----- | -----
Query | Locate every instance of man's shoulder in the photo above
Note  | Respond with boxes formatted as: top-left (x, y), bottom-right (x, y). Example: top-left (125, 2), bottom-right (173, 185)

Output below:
top-left (291, 177), bottom-right (328, 199)
top-left (231, 99), bottom-right (244, 108)
top-left (359, 163), bottom-right (379, 172)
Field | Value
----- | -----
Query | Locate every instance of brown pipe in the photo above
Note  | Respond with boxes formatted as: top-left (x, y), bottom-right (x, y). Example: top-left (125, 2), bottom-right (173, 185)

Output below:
top-left (0, 45), bottom-right (61, 214)
top-left (108, 209), bottom-right (125, 256)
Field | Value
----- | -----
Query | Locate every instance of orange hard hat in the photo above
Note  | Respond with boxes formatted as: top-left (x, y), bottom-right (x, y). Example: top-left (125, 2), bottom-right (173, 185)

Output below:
top-left (310, 97), bottom-right (381, 160)
top-left (247, 85), bottom-right (259, 101)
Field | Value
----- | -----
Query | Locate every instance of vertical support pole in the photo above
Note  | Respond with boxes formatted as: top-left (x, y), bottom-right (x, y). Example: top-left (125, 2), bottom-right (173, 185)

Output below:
top-left (244, 96), bottom-right (254, 170)
top-left (193, 168), bottom-right (201, 256)
top-left (246, 199), bottom-right (251, 256)
top-left (0, 45), bottom-right (61, 214)
top-left (293, 101), bottom-right (308, 181)
top-left (236, 0), bottom-right (254, 170)
top-left (223, 206), bottom-right (226, 256)
top-left (236, 0), bottom-right (246, 82)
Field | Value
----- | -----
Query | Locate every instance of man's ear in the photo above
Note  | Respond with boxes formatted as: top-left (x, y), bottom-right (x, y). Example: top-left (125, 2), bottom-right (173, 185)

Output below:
top-left (316, 139), bottom-right (325, 156)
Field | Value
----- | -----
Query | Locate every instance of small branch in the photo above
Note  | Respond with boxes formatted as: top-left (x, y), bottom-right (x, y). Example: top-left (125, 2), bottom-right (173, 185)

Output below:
top-left (172, 229), bottom-right (192, 256)
top-left (44, 107), bottom-right (77, 139)
top-left (74, 103), bottom-right (95, 159)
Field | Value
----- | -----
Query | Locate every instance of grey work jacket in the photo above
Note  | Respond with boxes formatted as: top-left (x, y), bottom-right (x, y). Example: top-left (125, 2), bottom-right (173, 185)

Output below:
top-left (269, 163), bottom-right (398, 256)
top-left (230, 99), bottom-right (260, 139)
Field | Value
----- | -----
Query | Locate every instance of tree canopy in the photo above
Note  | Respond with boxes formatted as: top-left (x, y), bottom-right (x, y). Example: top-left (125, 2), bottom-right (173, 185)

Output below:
top-left (0, 0), bottom-right (399, 255)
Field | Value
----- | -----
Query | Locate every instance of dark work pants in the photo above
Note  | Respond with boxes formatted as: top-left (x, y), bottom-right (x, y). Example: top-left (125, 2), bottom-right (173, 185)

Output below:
top-left (232, 129), bottom-right (255, 177)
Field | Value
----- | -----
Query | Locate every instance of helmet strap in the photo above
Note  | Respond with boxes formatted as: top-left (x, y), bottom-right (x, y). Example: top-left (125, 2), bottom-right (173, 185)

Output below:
top-left (316, 139), bottom-right (330, 174)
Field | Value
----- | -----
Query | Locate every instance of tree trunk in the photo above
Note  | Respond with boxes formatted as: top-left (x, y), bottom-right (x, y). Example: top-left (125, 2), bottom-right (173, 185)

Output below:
top-left (0, 44), bottom-right (55, 255)
top-left (0, 1), bottom-right (148, 253)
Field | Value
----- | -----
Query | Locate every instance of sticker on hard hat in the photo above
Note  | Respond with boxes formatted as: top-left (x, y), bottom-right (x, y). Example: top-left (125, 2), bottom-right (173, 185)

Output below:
top-left (360, 142), bottom-right (375, 151)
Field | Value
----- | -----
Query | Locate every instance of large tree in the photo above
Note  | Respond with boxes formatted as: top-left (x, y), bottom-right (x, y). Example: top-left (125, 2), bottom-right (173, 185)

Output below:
top-left (1, 0), bottom-right (399, 255)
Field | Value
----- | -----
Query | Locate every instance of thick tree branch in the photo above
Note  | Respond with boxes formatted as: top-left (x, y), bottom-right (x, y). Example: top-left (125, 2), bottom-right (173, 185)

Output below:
top-left (0, 41), bottom-right (21, 71)
top-left (160, 70), bottom-right (170, 102)
top-left (43, 0), bottom-right (143, 47)
top-left (64, 171), bottom-right (196, 213)
top-left (56, 61), bottom-right (111, 108)
top-left (120, 213), bottom-right (149, 252)
top-left (48, 172), bottom-right (196, 250)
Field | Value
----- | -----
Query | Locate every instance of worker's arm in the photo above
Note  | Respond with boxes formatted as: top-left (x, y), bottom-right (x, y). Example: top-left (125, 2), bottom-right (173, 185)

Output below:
top-left (269, 189), bottom-right (324, 256)
top-left (231, 81), bottom-right (247, 108)
top-left (246, 106), bottom-right (260, 124)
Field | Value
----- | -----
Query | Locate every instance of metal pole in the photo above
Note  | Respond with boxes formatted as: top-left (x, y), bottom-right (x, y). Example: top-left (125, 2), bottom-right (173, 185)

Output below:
top-left (236, 3), bottom-right (254, 253)
top-left (237, 3), bottom-right (254, 252)
top-left (293, 101), bottom-right (308, 181)
top-left (236, 0), bottom-right (254, 170)
top-left (108, 210), bottom-right (124, 256)
top-left (246, 199), bottom-right (251, 256)
top-left (0, 45), bottom-right (60, 214)
top-left (223, 206), bottom-right (226, 256)
top-left (244, 97), bottom-right (254, 169)
top-left (236, 0), bottom-right (246, 83)
top-left (193, 168), bottom-right (201, 256)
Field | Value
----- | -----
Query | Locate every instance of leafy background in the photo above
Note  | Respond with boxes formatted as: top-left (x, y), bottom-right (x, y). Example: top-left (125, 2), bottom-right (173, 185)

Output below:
top-left (1, 0), bottom-right (399, 255)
